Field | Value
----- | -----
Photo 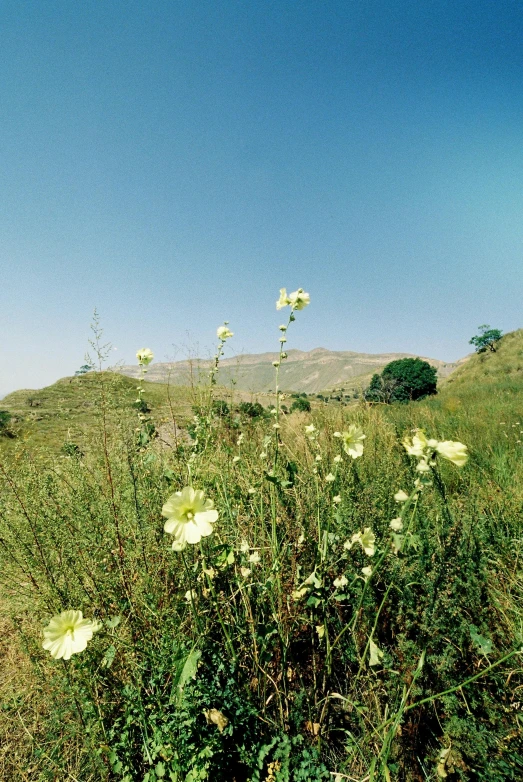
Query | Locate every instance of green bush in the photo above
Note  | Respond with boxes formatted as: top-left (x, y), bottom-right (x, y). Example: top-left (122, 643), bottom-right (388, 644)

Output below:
top-left (290, 397), bottom-right (311, 413)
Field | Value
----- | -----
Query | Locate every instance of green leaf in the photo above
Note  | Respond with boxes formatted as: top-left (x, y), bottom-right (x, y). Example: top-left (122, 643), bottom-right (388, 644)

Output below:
top-left (101, 644), bottom-right (116, 669)
top-left (469, 624), bottom-right (494, 656)
top-left (156, 761), bottom-right (166, 778)
top-left (176, 648), bottom-right (201, 702)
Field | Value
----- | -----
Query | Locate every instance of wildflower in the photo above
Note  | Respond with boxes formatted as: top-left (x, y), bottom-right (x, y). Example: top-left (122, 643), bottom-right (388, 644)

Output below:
top-left (303, 570), bottom-right (322, 588)
top-left (259, 451), bottom-right (267, 459)
top-left (361, 566), bottom-right (372, 579)
top-left (276, 288), bottom-right (291, 310)
top-left (305, 423), bottom-right (316, 436)
top-left (272, 361), bottom-right (280, 367)
top-left (279, 324), bottom-right (287, 331)
top-left (203, 567), bottom-right (216, 579)
top-left (394, 490), bottom-right (409, 503)
top-left (276, 287), bottom-right (310, 311)
top-left (136, 348), bottom-right (154, 366)
top-left (216, 325), bottom-right (234, 340)
top-left (334, 425), bottom-right (366, 459)
top-left (403, 431), bottom-right (424, 456)
top-left (185, 590), bottom-right (197, 603)
top-left (389, 517), bottom-right (403, 531)
top-left (333, 455), bottom-right (342, 463)
top-left (288, 288), bottom-right (310, 310)
top-left (345, 528), bottom-right (375, 556)
top-left (240, 567), bottom-right (252, 578)
top-left (325, 472), bottom-right (335, 482)
top-left (248, 551), bottom-right (261, 565)
top-left (315, 454), bottom-right (322, 462)
top-left (273, 423), bottom-right (280, 430)
top-left (316, 625), bottom-right (325, 639)
top-left (232, 456), bottom-right (240, 464)
top-left (333, 495), bottom-right (342, 504)
top-left (237, 433), bottom-right (244, 445)
top-left (162, 487), bottom-right (218, 551)
top-left (333, 575), bottom-right (348, 589)
top-left (42, 610), bottom-right (101, 661)
top-left (279, 336), bottom-right (287, 343)
top-left (292, 587), bottom-right (308, 600)
top-left (247, 487), bottom-right (256, 495)
top-left (416, 458), bottom-right (431, 473)
top-left (204, 709), bottom-right (229, 733)
top-left (369, 639), bottom-right (384, 667)
top-left (436, 440), bottom-right (468, 467)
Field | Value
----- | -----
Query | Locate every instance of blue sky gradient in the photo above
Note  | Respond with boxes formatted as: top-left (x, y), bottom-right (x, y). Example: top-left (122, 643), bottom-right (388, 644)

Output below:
top-left (2, 0), bottom-right (522, 395)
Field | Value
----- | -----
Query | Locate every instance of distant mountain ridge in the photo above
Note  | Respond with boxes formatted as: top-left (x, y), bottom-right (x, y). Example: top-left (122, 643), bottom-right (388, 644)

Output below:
top-left (117, 347), bottom-right (468, 394)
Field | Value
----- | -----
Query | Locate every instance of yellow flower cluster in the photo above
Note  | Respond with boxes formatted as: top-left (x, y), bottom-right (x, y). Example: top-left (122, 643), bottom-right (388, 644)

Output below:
top-left (403, 429), bottom-right (468, 470)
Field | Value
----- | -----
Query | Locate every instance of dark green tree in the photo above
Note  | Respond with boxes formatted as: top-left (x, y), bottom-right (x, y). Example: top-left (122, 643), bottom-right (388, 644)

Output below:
top-left (380, 357), bottom-right (437, 403)
top-left (364, 373), bottom-right (384, 402)
top-left (469, 324), bottom-right (503, 353)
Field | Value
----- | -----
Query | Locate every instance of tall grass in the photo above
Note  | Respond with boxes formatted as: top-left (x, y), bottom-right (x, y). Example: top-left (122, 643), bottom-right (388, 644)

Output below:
top-left (1, 305), bottom-right (523, 781)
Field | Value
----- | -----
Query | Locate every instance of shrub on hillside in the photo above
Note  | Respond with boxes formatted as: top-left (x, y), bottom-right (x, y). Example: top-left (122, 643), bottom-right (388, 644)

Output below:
top-left (290, 396), bottom-right (311, 413)
top-left (365, 358), bottom-right (437, 403)
top-left (469, 324), bottom-right (503, 353)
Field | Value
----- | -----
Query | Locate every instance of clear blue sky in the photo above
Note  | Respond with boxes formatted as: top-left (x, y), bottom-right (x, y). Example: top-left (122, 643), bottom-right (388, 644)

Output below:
top-left (2, 0), bottom-right (522, 396)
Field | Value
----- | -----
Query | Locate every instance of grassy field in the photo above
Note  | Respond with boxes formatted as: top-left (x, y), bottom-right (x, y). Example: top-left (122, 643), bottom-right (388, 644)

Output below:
top-left (1, 327), bottom-right (522, 781)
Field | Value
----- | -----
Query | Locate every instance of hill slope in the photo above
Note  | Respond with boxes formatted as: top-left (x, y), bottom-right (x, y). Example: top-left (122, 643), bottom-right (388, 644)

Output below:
top-left (440, 328), bottom-right (523, 391)
top-left (117, 347), bottom-right (466, 394)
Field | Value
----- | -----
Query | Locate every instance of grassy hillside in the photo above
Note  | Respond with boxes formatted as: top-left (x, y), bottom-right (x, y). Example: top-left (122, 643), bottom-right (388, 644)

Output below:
top-left (1, 330), bottom-right (522, 781)
top-left (0, 372), bottom-right (192, 454)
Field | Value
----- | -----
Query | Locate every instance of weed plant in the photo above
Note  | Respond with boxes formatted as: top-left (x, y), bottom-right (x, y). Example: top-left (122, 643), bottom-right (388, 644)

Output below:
top-left (1, 295), bottom-right (523, 781)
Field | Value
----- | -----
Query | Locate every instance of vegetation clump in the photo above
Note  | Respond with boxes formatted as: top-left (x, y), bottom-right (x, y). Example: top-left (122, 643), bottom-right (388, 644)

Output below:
top-left (469, 324), bottom-right (503, 353)
top-left (366, 357), bottom-right (437, 403)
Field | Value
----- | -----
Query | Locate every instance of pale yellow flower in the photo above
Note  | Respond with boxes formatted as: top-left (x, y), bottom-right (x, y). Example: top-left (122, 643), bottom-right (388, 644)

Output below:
top-left (240, 567), bottom-right (252, 578)
top-left (369, 639), bottom-right (384, 667)
top-left (240, 539), bottom-right (250, 553)
top-left (436, 440), bottom-right (468, 467)
top-left (204, 709), bottom-right (229, 733)
top-left (162, 487), bottom-right (218, 550)
top-left (248, 551), bottom-right (261, 565)
top-left (333, 495), bottom-right (342, 504)
top-left (394, 490), bottom-right (409, 503)
top-left (316, 624), bottom-right (325, 639)
top-left (345, 528), bottom-right (375, 556)
top-left (333, 575), bottom-right (348, 589)
top-left (403, 430), bottom-right (428, 457)
top-left (288, 288), bottom-right (310, 310)
top-left (361, 566), bottom-right (372, 579)
top-left (185, 589), bottom-right (197, 603)
top-left (304, 423), bottom-right (316, 436)
top-left (217, 325), bottom-right (234, 340)
top-left (42, 610), bottom-right (101, 661)
top-left (292, 587), bottom-right (308, 600)
top-left (325, 473), bottom-right (335, 483)
top-left (333, 455), bottom-right (342, 464)
top-left (334, 425), bottom-right (366, 459)
top-left (389, 517), bottom-right (403, 531)
top-left (136, 348), bottom-right (154, 366)
top-left (276, 288), bottom-right (291, 310)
